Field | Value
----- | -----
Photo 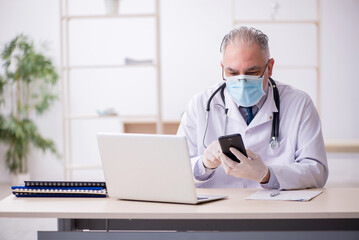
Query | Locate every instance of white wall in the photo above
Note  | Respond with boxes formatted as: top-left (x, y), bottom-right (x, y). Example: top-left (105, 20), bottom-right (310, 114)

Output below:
top-left (0, 0), bottom-right (358, 184)
top-left (161, 0), bottom-right (232, 119)
top-left (321, 0), bottom-right (359, 140)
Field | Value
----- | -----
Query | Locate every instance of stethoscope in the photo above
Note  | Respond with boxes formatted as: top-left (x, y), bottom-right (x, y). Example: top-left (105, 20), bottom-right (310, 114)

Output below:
top-left (202, 77), bottom-right (280, 150)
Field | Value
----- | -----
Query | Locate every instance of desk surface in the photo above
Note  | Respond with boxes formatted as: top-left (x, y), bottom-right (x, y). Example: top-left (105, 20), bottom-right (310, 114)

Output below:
top-left (0, 188), bottom-right (358, 219)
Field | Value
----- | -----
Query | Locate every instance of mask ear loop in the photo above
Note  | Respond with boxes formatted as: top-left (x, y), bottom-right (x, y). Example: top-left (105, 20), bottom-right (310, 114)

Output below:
top-left (221, 66), bottom-right (225, 81)
top-left (260, 60), bottom-right (271, 78)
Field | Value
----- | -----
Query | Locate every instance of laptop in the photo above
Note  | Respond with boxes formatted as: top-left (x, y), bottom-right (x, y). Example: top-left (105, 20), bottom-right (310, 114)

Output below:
top-left (97, 133), bottom-right (227, 204)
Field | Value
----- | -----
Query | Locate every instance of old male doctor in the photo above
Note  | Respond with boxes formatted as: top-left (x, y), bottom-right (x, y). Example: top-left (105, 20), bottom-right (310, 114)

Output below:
top-left (177, 26), bottom-right (328, 190)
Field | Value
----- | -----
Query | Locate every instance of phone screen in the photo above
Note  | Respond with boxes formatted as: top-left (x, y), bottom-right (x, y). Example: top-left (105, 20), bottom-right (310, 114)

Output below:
top-left (218, 134), bottom-right (247, 163)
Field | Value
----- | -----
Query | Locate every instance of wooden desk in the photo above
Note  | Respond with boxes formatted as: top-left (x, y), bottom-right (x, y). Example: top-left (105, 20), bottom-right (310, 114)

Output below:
top-left (1, 188), bottom-right (358, 240)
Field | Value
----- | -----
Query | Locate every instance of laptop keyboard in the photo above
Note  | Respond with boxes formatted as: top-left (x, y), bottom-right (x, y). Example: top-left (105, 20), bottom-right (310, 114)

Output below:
top-left (197, 196), bottom-right (209, 200)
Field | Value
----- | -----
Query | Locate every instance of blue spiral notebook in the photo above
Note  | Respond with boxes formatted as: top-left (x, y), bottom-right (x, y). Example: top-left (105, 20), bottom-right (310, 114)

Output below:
top-left (12, 181), bottom-right (107, 198)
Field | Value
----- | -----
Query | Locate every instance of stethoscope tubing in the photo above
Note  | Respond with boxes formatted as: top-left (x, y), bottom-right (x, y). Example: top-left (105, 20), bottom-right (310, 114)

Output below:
top-left (202, 78), bottom-right (280, 149)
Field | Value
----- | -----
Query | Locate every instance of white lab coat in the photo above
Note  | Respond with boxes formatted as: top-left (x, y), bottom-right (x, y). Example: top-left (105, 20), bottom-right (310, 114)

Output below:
top-left (177, 80), bottom-right (328, 190)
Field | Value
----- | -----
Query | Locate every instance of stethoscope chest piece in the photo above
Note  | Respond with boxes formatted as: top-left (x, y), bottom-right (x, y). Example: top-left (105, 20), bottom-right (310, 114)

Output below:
top-left (270, 137), bottom-right (280, 150)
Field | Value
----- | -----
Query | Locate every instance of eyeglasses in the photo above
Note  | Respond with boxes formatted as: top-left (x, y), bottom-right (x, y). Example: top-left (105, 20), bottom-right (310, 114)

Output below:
top-left (222, 59), bottom-right (270, 80)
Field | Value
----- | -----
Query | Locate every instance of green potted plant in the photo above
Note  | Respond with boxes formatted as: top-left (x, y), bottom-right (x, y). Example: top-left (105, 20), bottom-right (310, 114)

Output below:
top-left (0, 34), bottom-right (59, 184)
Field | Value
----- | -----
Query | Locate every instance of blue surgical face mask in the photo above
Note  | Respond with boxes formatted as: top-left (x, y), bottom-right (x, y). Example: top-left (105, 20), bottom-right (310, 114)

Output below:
top-left (224, 74), bottom-right (265, 107)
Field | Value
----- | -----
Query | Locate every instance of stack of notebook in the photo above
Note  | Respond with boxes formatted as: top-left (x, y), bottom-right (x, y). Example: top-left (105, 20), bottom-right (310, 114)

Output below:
top-left (11, 181), bottom-right (107, 198)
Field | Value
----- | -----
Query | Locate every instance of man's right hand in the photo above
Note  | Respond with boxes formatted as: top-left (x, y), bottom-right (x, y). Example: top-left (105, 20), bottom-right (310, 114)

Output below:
top-left (203, 140), bottom-right (222, 169)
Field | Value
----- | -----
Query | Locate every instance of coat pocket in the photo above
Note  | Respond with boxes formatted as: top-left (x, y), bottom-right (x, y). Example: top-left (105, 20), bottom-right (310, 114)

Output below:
top-left (266, 138), bottom-right (294, 163)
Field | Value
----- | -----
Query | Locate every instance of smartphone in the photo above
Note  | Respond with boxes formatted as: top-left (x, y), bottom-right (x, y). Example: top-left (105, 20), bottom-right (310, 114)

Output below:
top-left (218, 134), bottom-right (247, 163)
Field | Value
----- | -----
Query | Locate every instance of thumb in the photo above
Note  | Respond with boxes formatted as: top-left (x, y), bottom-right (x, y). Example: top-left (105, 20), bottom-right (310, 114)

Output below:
top-left (246, 149), bottom-right (260, 160)
top-left (229, 147), bottom-right (248, 163)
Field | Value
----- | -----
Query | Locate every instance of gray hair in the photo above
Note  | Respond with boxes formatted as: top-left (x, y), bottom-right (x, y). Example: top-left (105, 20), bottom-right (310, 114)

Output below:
top-left (220, 26), bottom-right (270, 59)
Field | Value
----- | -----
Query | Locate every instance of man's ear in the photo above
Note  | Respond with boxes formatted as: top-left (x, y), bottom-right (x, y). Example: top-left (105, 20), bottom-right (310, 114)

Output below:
top-left (268, 58), bottom-right (275, 77)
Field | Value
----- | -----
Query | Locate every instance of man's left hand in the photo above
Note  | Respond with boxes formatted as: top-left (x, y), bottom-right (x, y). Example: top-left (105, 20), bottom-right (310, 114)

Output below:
top-left (219, 148), bottom-right (269, 183)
